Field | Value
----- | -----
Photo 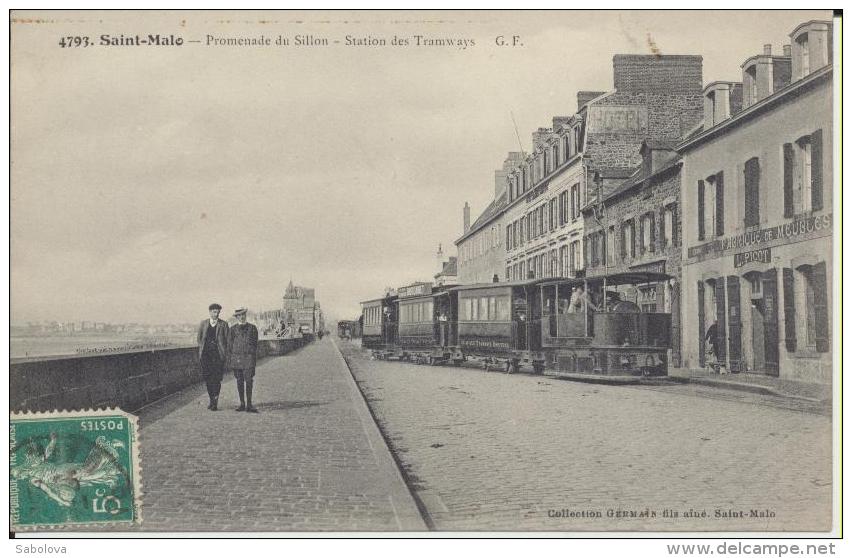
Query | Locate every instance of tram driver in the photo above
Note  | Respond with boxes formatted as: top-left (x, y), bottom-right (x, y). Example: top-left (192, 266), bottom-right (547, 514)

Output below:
top-left (567, 285), bottom-right (599, 313)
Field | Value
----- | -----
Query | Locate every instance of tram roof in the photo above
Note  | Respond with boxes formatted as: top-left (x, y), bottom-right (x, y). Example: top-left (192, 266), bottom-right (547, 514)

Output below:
top-left (449, 272), bottom-right (672, 292)
top-left (360, 295), bottom-right (398, 305)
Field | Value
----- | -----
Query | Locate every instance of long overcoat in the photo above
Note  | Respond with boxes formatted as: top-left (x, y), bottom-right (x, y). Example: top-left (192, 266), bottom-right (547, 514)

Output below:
top-left (227, 322), bottom-right (258, 369)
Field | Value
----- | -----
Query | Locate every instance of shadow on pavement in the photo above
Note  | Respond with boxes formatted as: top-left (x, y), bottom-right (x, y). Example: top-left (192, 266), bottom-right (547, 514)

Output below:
top-left (254, 400), bottom-right (327, 411)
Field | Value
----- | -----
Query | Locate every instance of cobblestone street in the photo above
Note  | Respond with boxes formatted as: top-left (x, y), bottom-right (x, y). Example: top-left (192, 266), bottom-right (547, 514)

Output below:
top-left (338, 340), bottom-right (833, 532)
top-left (131, 339), bottom-right (424, 532)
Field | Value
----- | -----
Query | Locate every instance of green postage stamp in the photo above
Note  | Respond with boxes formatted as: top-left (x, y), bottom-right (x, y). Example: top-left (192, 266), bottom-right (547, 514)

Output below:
top-left (10, 409), bottom-right (142, 530)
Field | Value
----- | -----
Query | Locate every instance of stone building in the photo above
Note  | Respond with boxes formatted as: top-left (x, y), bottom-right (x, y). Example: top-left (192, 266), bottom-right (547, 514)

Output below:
top-left (678, 20), bottom-right (833, 383)
top-left (582, 140), bottom-right (684, 366)
top-left (502, 54), bottom-right (703, 283)
top-left (455, 153), bottom-right (523, 284)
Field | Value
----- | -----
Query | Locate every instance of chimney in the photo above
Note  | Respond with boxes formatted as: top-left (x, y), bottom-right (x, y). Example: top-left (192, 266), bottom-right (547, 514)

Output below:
top-left (577, 91), bottom-right (605, 112)
top-left (763, 44), bottom-right (772, 55)
top-left (613, 54), bottom-right (703, 94)
top-left (783, 44), bottom-right (791, 57)
top-left (463, 202), bottom-right (471, 233)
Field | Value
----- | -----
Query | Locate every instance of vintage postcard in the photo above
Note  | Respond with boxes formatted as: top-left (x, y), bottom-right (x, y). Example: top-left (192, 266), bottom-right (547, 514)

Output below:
top-left (9, 9), bottom-right (839, 536)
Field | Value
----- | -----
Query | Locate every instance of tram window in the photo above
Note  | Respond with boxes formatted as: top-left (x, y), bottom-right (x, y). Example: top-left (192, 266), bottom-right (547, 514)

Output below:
top-left (496, 298), bottom-right (511, 321)
top-left (471, 298), bottom-right (479, 320)
top-left (479, 297), bottom-right (489, 320)
top-left (488, 296), bottom-right (497, 319)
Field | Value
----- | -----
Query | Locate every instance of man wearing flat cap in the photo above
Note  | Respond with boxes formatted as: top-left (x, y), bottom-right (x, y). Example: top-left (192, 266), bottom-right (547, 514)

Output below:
top-left (228, 307), bottom-right (259, 413)
top-left (197, 303), bottom-right (230, 411)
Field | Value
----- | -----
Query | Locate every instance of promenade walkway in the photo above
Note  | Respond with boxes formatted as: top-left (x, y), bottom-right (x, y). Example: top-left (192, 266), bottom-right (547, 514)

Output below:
top-left (133, 338), bottom-right (425, 532)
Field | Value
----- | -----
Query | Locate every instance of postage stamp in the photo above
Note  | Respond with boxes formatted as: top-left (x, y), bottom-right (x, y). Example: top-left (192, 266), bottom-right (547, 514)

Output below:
top-left (10, 409), bottom-right (141, 530)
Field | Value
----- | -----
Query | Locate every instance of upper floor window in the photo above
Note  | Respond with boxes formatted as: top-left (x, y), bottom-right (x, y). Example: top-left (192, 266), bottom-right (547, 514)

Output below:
top-left (784, 130), bottom-right (823, 217)
top-left (570, 184), bottom-right (581, 221)
top-left (698, 172), bottom-right (724, 240)
top-left (744, 157), bottom-right (760, 228)
top-left (621, 219), bottom-right (636, 260)
top-left (640, 212), bottom-right (656, 254)
top-left (662, 204), bottom-right (677, 248)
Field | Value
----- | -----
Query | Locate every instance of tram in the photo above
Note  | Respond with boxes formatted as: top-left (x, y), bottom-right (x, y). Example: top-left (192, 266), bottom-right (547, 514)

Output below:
top-left (359, 271), bottom-right (672, 377)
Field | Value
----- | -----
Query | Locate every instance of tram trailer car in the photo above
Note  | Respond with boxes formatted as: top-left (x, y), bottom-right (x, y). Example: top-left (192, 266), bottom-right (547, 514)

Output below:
top-left (395, 282), bottom-right (464, 365)
top-left (360, 295), bottom-right (397, 358)
top-left (453, 272), bottom-right (672, 376)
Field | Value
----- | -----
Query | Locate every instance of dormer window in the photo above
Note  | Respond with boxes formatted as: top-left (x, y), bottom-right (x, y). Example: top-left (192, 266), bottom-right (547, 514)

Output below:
top-left (745, 65), bottom-right (758, 106)
top-left (797, 33), bottom-right (810, 76)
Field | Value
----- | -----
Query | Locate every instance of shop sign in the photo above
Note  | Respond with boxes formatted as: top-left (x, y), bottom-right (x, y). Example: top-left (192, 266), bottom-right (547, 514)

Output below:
top-left (734, 247), bottom-right (771, 268)
top-left (688, 213), bottom-right (832, 259)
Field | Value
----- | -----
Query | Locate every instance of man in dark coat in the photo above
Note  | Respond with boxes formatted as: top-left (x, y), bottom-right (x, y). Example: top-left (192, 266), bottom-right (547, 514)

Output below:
top-left (228, 307), bottom-right (259, 413)
top-left (197, 303), bottom-right (229, 411)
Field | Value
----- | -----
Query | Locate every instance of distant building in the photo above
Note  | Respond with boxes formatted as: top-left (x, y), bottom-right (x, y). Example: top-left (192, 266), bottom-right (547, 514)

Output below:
top-left (678, 21), bottom-right (833, 383)
top-left (434, 256), bottom-right (458, 286)
top-left (282, 280), bottom-right (323, 333)
top-left (456, 152), bottom-right (523, 284)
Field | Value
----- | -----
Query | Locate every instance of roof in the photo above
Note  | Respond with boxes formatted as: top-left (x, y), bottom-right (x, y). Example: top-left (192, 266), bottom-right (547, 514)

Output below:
top-left (592, 166), bottom-right (635, 180)
top-left (450, 272), bottom-right (673, 293)
top-left (360, 294), bottom-right (397, 305)
top-left (455, 190), bottom-right (508, 244)
top-left (678, 65), bottom-right (831, 153)
top-left (599, 159), bottom-right (683, 204)
top-left (435, 257), bottom-right (458, 278)
top-left (641, 138), bottom-right (679, 151)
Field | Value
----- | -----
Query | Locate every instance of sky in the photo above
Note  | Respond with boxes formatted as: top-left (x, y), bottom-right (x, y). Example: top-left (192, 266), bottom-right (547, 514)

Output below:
top-left (10, 9), bottom-right (832, 325)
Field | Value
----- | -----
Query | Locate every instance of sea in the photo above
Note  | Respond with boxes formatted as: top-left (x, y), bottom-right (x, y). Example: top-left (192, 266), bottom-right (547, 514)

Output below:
top-left (10, 334), bottom-right (196, 360)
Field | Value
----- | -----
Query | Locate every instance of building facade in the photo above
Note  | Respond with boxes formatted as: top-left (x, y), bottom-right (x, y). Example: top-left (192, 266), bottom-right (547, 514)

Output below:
top-left (679, 20), bottom-right (833, 384)
top-left (503, 55), bottom-right (703, 283)
top-left (455, 153), bottom-right (523, 284)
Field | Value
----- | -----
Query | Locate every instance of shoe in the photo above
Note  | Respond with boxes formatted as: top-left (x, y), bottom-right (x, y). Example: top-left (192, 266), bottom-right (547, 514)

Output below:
top-left (235, 404), bottom-right (245, 412)
top-left (245, 406), bottom-right (259, 413)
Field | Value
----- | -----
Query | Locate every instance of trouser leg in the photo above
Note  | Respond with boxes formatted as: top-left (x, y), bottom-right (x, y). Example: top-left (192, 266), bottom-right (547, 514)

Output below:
top-left (236, 376), bottom-right (245, 404)
top-left (245, 379), bottom-right (253, 408)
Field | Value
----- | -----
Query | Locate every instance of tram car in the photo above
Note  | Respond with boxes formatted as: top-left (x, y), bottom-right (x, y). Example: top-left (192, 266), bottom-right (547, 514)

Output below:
top-left (360, 293), bottom-right (397, 357)
top-left (453, 272), bottom-right (672, 375)
top-left (360, 271), bottom-right (672, 377)
top-left (394, 282), bottom-right (465, 365)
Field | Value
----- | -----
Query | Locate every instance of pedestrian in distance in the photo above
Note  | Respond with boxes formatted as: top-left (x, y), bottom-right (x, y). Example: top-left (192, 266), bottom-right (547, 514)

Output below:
top-left (228, 307), bottom-right (259, 413)
top-left (197, 303), bottom-right (229, 411)
top-left (705, 320), bottom-right (720, 364)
